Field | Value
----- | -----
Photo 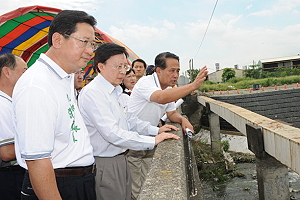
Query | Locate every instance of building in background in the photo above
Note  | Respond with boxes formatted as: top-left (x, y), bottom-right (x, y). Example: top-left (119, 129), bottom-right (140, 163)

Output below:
top-left (258, 55), bottom-right (300, 72)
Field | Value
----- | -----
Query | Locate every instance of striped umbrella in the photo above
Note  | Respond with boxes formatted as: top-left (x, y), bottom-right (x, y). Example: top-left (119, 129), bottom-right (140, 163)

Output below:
top-left (0, 5), bottom-right (139, 77)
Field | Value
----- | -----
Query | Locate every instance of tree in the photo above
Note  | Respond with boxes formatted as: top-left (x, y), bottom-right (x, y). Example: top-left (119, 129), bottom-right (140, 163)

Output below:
top-left (186, 69), bottom-right (199, 82)
top-left (222, 68), bottom-right (236, 82)
top-left (244, 68), bottom-right (262, 79)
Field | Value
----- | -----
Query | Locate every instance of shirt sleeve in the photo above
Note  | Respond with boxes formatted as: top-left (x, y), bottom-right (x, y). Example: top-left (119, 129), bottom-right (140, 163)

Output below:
top-left (0, 101), bottom-right (14, 147)
top-left (133, 77), bottom-right (161, 102)
top-left (14, 86), bottom-right (55, 160)
top-left (126, 111), bottom-right (159, 136)
top-left (80, 88), bottom-right (155, 151)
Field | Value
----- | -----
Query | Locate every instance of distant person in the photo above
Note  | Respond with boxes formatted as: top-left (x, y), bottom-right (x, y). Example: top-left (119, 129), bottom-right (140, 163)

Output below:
top-left (74, 68), bottom-right (85, 100)
top-left (13, 10), bottom-right (98, 200)
top-left (127, 52), bottom-right (208, 199)
top-left (120, 68), bottom-right (136, 96)
top-left (78, 43), bottom-right (180, 200)
top-left (0, 53), bottom-right (27, 200)
top-left (85, 74), bottom-right (95, 85)
top-left (132, 58), bottom-right (146, 81)
top-left (145, 65), bottom-right (155, 76)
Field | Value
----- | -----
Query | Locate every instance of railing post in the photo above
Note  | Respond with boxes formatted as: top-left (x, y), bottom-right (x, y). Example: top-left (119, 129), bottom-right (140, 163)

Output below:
top-left (246, 124), bottom-right (289, 200)
top-left (205, 102), bottom-right (221, 152)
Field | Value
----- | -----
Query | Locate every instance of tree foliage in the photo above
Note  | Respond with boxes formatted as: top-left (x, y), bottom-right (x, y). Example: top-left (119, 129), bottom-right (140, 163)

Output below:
top-left (186, 69), bottom-right (199, 82)
top-left (222, 68), bottom-right (236, 82)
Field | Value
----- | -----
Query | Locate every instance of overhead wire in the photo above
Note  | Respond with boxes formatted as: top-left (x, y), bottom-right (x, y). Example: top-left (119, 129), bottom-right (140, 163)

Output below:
top-left (194, 0), bottom-right (219, 59)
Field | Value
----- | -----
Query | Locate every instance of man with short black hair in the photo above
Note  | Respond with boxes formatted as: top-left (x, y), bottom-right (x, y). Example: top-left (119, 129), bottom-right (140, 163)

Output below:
top-left (13, 10), bottom-right (98, 200)
top-left (78, 43), bottom-right (180, 200)
top-left (132, 58), bottom-right (147, 81)
top-left (128, 52), bottom-right (208, 199)
top-left (0, 53), bottom-right (27, 200)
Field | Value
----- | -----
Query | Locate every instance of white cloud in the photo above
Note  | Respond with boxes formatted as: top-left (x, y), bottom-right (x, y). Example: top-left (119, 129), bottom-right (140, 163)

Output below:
top-left (250, 0), bottom-right (300, 16)
top-left (247, 4), bottom-right (252, 9)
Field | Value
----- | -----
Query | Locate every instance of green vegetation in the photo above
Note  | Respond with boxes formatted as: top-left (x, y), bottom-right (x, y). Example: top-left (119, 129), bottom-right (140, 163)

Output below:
top-left (192, 66), bottom-right (300, 92)
top-left (192, 139), bottom-right (255, 182)
top-left (222, 68), bottom-right (236, 82)
top-left (186, 69), bottom-right (199, 82)
top-left (200, 75), bottom-right (300, 92)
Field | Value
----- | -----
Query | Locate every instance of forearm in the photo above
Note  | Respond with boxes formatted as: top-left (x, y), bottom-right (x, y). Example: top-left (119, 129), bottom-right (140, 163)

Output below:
top-left (0, 144), bottom-right (15, 161)
top-left (167, 111), bottom-right (185, 124)
top-left (150, 83), bottom-right (197, 104)
top-left (26, 158), bottom-right (62, 200)
top-left (168, 112), bottom-right (193, 132)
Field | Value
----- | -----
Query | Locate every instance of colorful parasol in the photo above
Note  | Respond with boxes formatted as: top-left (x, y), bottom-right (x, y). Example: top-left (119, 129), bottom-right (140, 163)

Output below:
top-left (0, 5), bottom-right (139, 77)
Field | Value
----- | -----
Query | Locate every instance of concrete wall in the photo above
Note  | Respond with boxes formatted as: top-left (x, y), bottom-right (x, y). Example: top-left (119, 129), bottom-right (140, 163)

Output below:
top-left (138, 120), bottom-right (203, 200)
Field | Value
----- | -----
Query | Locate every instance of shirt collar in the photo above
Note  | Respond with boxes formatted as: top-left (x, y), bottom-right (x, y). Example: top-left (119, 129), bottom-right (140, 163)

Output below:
top-left (0, 90), bottom-right (11, 102)
top-left (95, 74), bottom-right (123, 96)
top-left (38, 53), bottom-right (70, 79)
top-left (152, 72), bottom-right (162, 89)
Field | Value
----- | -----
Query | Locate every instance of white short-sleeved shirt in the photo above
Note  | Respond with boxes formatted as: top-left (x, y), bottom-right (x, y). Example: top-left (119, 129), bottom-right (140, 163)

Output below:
top-left (78, 74), bottom-right (157, 157)
top-left (128, 72), bottom-right (176, 126)
top-left (0, 91), bottom-right (14, 147)
top-left (12, 54), bottom-right (94, 169)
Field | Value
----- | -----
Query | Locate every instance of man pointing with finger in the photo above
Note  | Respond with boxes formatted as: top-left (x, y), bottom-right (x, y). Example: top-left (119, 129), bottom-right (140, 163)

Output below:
top-left (128, 52), bottom-right (208, 199)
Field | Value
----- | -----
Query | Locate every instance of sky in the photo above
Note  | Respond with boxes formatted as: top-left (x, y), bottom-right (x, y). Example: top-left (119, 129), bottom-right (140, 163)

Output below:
top-left (1, 0), bottom-right (300, 74)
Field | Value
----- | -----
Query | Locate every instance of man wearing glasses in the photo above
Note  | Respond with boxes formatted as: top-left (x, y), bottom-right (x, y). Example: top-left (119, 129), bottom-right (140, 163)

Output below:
top-left (78, 43), bottom-right (180, 200)
top-left (13, 10), bottom-right (97, 200)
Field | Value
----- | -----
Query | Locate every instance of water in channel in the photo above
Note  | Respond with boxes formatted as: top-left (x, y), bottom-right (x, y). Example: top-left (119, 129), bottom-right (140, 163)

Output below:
top-left (195, 129), bottom-right (300, 200)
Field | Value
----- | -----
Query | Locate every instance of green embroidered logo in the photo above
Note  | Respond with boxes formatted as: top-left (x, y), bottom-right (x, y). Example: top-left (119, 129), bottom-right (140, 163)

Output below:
top-left (67, 94), bottom-right (80, 142)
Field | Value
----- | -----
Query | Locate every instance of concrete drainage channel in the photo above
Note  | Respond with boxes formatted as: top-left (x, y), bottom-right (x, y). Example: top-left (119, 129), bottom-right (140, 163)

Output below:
top-left (193, 130), bottom-right (300, 200)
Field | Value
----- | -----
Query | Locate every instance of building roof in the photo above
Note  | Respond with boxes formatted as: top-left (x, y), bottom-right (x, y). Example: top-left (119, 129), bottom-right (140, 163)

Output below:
top-left (259, 55), bottom-right (300, 64)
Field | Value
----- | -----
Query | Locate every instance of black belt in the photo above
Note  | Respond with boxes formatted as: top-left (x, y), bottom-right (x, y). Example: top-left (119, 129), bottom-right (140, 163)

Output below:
top-left (0, 165), bottom-right (25, 172)
top-left (54, 164), bottom-right (95, 177)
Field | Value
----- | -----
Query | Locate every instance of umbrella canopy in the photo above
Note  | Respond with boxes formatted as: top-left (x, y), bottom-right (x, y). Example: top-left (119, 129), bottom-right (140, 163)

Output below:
top-left (0, 5), bottom-right (139, 76)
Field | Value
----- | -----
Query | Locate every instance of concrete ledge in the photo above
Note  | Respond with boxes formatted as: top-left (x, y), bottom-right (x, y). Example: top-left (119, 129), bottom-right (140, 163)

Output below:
top-left (198, 95), bottom-right (300, 175)
top-left (138, 121), bottom-right (203, 200)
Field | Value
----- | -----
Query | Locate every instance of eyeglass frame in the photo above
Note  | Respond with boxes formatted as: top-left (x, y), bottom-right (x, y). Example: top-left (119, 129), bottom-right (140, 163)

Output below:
top-left (104, 63), bottom-right (131, 72)
top-left (64, 34), bottom-right (99, 51)
top-left (75, 70), bottom-right (85, 75)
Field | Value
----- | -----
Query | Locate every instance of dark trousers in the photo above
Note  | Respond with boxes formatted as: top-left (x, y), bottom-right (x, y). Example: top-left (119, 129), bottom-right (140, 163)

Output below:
top-left (0, 169), bottom-right (25, 200)
top-left (21, 171), bottom-right (96, 200)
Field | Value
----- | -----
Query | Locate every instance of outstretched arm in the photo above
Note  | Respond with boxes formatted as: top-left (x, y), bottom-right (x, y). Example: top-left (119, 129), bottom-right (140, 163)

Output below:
top-left (150, 66), bottom-right (208, 104)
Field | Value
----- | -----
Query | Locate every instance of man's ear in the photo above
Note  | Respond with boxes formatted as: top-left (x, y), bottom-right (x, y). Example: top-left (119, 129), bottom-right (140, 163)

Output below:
top-left (1, 67), bottom-right (10, 78)
top-left (156, 67), bottom-right (161, 75)
top-left (52, 32), bottom-right (63, 49)
top-left (97, 63), bottom-right (104, 72)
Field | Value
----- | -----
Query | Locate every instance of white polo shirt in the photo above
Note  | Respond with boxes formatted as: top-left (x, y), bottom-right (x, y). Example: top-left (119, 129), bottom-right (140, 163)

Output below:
top-left (0, 91), bottom-right (14, 147)
top-left (13, 54), bottom-right (94, 169)
top-left (128, 72), bottom-right (176, 126)
top-left (78, 74), bottom-right (157, 157)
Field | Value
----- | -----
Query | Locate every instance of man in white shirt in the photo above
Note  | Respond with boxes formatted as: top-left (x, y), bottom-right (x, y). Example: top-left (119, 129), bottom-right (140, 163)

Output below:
top-left (74, 68), bottom-right (84, 100)
top-left (128, 52), bottom-right (208, 199)
top-left (78, 43), bottom-right (180, 200)
top-left (132, 58), bottom-right (147, 81)
top-left (13, 10), bottom-right (98, 200)
top-left (0, 53), bottom-right (27, 200)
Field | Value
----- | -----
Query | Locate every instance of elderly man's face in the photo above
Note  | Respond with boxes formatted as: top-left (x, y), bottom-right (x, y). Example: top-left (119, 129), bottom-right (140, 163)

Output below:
top-left (98, 53), bottom-right (128, 86)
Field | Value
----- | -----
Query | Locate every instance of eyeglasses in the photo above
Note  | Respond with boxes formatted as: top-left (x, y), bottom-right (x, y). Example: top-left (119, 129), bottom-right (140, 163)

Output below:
top-left (106, 63), bottom-right (131, 72)
top-left (64, 34), bottom-right (99, 51)
top-left (75, 71), bottom-right (85, 75)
